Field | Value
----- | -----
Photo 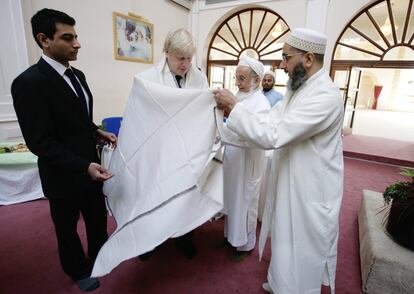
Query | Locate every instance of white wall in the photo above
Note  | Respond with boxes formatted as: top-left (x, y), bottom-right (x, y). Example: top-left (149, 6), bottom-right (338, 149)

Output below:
top-left (20, 0), bottom-right (190, 124)
top-left (359, 68), bottom-right (414, 112)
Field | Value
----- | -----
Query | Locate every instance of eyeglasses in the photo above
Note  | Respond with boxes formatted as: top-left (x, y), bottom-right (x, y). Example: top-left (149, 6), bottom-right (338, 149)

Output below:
top-left (281, 52), bottom-right (304, 62)
top-left (234, 75), bottom-right (248, 82)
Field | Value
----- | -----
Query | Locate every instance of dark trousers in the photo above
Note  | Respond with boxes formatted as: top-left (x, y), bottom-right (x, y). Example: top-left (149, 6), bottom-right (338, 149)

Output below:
top-left (176, 231), bottom-right (194, 246)
top-left (49, 192), bottom-right (108, 281)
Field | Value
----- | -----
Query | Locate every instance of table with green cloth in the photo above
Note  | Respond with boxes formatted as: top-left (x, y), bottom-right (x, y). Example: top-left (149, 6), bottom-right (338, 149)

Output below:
top-left (0, 143), bottom-right (44, 205)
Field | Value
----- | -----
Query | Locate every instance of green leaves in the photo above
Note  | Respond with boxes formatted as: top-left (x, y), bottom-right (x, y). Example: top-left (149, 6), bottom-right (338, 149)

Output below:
top-left (400, 167), bottom-right (414, 180)
top-left (383, 168), bottom-right (414, 205)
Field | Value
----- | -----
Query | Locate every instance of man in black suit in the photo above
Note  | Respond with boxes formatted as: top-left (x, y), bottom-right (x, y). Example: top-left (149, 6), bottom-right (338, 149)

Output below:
top-left (11, 8), bottom-right (116, 292)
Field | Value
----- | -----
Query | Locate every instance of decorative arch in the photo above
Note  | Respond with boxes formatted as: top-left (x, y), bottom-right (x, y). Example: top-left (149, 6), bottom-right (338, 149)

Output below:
top-left (332, 0), bottom-right (414, 67)
top-left (207, 7), bottom-right (289, 63)
top-left (206, 7), bottom-right (290, 91)
top-left (330, 0), bottom-right (414, 132)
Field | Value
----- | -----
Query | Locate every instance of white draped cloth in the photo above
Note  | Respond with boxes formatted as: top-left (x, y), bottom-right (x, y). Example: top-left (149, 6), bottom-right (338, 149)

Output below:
top-left (92, 77), bottom-right (223, 277)
top-left (0, 165), bottom-right (43, 205)
top-left (226, 69), bottom-right (344, 293)
top-left (0, 150), bottom-right (43, 205)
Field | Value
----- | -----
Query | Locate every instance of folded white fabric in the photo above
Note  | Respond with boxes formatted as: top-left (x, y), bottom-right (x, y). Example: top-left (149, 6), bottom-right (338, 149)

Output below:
top-left (92, 77), bottom-right (223, 277)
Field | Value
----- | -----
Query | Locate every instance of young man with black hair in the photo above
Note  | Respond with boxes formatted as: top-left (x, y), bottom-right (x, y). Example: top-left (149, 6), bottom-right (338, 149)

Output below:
top-left (12, 8), bottom-right (116, 292)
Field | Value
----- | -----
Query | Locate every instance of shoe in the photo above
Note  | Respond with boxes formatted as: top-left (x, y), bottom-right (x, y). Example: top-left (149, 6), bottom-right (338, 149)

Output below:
top-left (262, 282), bottom-right (273, 293)
top-left (76, 277), bottom-right (100, 292)
top-left (138, 250), bottom-right (155, 261)
top-left (213, 238), bottom-right (231, 249)
top-left (229, 250), bottom-right (252, 262)
top-left (176, 240), bottom-right (197, 259)
top-left (138, 243), bottom-right (164, 261)
top-left (178, 242), bottom-right (197, 259)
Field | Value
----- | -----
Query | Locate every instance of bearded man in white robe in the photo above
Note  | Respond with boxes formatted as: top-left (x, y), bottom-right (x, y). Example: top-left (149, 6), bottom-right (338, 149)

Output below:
top-left (221, 56), bottom-right (270, 262)
top-left (213, 28), bottom-right (344, 294)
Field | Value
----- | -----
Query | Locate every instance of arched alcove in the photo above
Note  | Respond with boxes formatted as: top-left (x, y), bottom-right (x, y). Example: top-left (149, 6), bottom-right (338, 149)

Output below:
top-left (331, 0), bottom-right (414, 140)
top-left (206, 7), bottom-right (290, 93)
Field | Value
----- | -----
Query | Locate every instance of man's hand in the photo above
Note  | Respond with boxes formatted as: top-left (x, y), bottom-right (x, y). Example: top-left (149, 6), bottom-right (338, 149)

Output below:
top-left (87, 162), bottom-right (113, 181)
top-left (213, 89), bottom-right (238, 115)
top-left (96, 129), bottom-right (117, 148)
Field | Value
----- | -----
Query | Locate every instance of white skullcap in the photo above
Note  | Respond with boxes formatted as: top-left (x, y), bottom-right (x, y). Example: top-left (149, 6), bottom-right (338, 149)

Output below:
top-left (263, 71), bottom-right (275, 80)
top-left (286, 28), bottom-right (326, 54)
top-left (238, 55), bottom-right (264, 79)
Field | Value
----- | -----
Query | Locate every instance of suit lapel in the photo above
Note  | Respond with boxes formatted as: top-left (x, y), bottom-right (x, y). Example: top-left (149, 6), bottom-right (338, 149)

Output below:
top-left (37, 58), bottom-right (91, 123)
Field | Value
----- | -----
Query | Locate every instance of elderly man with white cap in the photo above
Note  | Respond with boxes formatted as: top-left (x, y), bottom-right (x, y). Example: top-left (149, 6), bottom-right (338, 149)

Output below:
top-left (213, 28), bottom-right (344, 293)
top-left (219, 55), bottom-right (270, 262)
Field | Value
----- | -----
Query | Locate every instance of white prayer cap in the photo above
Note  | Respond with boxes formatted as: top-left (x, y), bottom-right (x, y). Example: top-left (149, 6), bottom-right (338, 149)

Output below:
top-left (286, 28), bottom-right (327, 54)
top-left (263, 70), bottom-right (275, 80)
top-left (238, 55), bottom-right (264, 79)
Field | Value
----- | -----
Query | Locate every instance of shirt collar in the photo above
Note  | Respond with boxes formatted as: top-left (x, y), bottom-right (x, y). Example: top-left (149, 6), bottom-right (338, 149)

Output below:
top-left (305, 68), bottom-right (325, 85)
top-left (42, 54), bottom-right (70, 76)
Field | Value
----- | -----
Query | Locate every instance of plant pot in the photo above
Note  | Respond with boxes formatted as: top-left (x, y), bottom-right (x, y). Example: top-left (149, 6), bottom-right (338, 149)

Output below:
top-left (386, 198), bottom-right (414, 251)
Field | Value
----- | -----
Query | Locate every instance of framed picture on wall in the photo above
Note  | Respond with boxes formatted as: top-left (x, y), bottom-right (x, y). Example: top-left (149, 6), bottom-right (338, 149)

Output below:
top-left (113, 12), bottom-right (153, 63)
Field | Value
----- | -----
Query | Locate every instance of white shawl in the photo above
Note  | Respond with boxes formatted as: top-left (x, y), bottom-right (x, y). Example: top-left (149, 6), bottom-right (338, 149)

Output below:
top-left (92, 77), bottom-right (223, 277)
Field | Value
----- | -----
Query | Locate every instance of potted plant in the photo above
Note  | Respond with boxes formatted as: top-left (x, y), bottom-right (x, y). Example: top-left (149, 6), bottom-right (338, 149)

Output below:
top-left (383, 167), bottom-right (414, 250)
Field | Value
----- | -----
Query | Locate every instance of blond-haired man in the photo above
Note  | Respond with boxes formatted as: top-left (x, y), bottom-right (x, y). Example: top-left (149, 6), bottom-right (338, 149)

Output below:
top-left (138, 28), bottom-right (207, 89)
top-left (138, 28), bottom-right (208, 259)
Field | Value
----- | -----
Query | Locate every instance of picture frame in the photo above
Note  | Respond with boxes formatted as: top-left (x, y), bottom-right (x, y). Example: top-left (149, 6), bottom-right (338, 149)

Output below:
top-left (113, 12), bottom-right (154, 63)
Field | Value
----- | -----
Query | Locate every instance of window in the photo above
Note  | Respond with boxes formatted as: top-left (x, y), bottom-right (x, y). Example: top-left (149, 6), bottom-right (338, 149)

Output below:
top-left (333, 0), bottom-right (414, 62)
top-left (331, 0), bottom-right (414, 133)
top-left (207, 8), bottom-right (290, 92)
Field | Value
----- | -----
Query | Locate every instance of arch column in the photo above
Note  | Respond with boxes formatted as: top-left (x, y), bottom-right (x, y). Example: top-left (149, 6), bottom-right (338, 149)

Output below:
top-left (0, 0), bottom-right (29, 142)
top-left (189, 0), bottom-right (201, 68)
top-left (305, 0), bottom-right (330, 33)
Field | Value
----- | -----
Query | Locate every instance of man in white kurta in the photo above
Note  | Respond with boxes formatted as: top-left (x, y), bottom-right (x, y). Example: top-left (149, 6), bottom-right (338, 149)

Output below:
top-left (221, 56), bottom-right (270, 261)
top-left (214, 28), bottom-right (344, 294)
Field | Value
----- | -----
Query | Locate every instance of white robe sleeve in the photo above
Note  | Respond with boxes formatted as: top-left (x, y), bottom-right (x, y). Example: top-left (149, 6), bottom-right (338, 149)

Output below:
top-left (226, 89), bottom-right (343, 150)
top-left (220, 123), bottom-right (259, 148)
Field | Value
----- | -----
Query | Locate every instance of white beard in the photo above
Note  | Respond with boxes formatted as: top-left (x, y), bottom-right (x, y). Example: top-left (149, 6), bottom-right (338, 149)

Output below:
top-left (236, 85), bottom-right (259, 101)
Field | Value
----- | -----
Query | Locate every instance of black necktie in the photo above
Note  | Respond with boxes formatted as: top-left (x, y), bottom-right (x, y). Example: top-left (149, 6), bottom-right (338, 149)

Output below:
top-left (65, 68), bottom-right (89, 117)
top-left (175, 75), bottom-right (182, 88)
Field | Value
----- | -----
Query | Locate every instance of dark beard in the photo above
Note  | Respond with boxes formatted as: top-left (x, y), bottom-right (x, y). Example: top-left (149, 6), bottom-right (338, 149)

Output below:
top-left (287, 62), bottom-right (307, 91)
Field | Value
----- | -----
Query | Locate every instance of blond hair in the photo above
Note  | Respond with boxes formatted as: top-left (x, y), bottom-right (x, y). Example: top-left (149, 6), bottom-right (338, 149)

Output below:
top-left (163, 28), bottom-right (196, 56)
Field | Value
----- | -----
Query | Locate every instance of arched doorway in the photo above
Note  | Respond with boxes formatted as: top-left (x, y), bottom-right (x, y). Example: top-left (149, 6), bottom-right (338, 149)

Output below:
top-left (207, 8), bottom-right (290, 93)
top-left (331, 0), bottom-right (414, 141)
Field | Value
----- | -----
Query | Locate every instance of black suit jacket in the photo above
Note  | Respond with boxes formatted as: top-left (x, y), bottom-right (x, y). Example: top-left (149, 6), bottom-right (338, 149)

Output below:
top-left (11, 58), bottom-right (102, 199)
